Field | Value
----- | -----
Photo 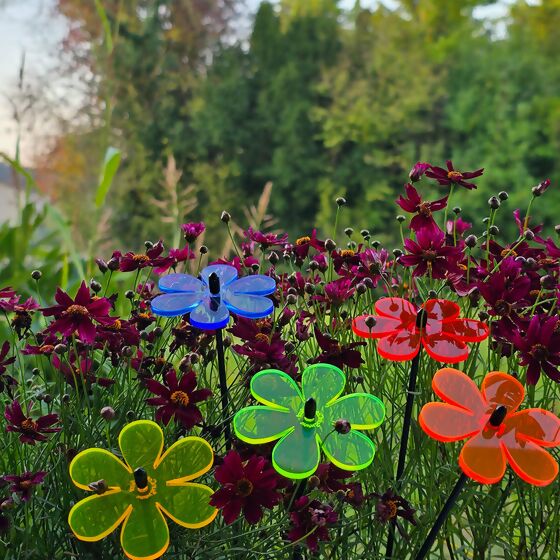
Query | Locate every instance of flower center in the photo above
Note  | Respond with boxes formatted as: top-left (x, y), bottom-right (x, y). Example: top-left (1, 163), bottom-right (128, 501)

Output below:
top-left (340, 249), bottom-right (355, 258)
top-left (255, 319), bottom-right (271, 330)
top-left (422, 250), bottom-right (438, 262)
top-left (39, 345), bottom-right (54, 354)
top-left (170, 390), bottom-right (190, 407)
top-left (500, 248), bottom-right (516, 258)
top-left (494, 299), bottom-right (512, 316)
top-left (21, 418), bottom-right (38, 432)
top-left (110, 319), bottom-right (122, 330)
top-left (254, 333), bottom-right (270, 344)
top-left (19, 481), bottom-right (33, 490)
top-left (385, 499), bottom-right (398, 519)
top-left (64, 305), bottom-right (89, 317)
top-left (235, 478), bottom-right (254, 497)
top-left (531, 343), bottom-right (549, 362)
top-left (132, 254), bottom-right (150, 263)
top-left (296, 236), bottom-right (311, 246)
top-left (418, 202), bottom-right (432, 217)
top-left (447, 171), bottom-right (463, 181)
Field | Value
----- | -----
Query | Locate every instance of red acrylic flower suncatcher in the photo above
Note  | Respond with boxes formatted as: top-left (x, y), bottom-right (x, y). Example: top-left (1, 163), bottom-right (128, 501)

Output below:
top-left (419, 368), bottom-right (560, 486)
top-left (352, 298), bottom-right (488, 363)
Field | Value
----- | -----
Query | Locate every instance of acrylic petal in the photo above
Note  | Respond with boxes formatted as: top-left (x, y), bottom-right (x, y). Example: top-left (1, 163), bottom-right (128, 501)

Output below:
top-left (223, 292), bottom-right (273, 319)
top-left (324, 393), bottom-right (385, 430)
top-left (157, 483), bottom-right (217, 528)
top-left (119, 420), bottom-right (163, 473)
top-left (481, 372), bottom-right (524, 413)
top-left (375, 297), bottom-right (416, 320)
top-left (188, 297), bottom-right (230, 330)
top-left (431, 368), bottom-right (486, 417)
top-left (272, 425), bottom-right (320, 479)
top-left (250, 369), bottom-right (303, 413)
top-left (423, 299), bottom-right (460, 322)
top-left (442, 318), bottom-right (489, 342)
top-left (422, 333), bottom-right (469, 363)
top-left (151, 293), bottom-right (204, 317)
top-left (501, 435), bottom-right (558, 486)
top-left (200, 264), bottom-right (238, 287)
top-left (377, 329), bottom-right (421, 361)
top-left (234, 406), bottom-right (296, 444)
top-left (155, 436), bottom-right (214, 484)
top-left (70, 448), bottom-right (132, 491)
top-left (302, 364), bottom-right (346, 409)
top-left (158, 274), bottom-right (205, 294)
top-left (458, 432), bottom-right (506, 484)
top-left (352, 315), bottom-right (401, 338)
top-left (505, 409), bottom-right (560, 447)
top-left (321, 430), bottom-right (376, 471)
top-left (120, 501), bottom-right (169, 560)
top-left (419, 402), bottom-right (482, 443)
top-left (68, 492), bottom-right (132, 542)
top-left (227, 275), bottom-right (276, 296)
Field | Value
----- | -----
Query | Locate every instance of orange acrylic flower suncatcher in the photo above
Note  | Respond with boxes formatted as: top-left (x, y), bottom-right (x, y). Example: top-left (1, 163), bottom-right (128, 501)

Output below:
top-left (419, 368), bottom-right (560, 486)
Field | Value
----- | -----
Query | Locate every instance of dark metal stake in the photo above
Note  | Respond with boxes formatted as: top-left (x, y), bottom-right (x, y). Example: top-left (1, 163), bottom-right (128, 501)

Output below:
top-left (215, 328), bottom-right (231, 451)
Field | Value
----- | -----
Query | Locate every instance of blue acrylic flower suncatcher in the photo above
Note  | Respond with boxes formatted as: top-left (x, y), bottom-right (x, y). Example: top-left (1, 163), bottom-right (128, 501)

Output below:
top-left (151, 264), bottom-right (276, 330)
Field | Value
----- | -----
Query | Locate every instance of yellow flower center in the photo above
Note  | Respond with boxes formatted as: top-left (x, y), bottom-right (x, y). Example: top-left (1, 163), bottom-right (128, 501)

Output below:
top-left (296, 236), bottom-right (311, 246)
top-left (132, 254), bottom-right (150, 263)
top-left (64, 305), bottom-right (89, 317)
top-left (340, 249), bottom-right (355, 258)
top-left (171, 390), bottom-right (190, 407)
top-left (21, 418), bottom-right (38, 432)
top-left (447, 171), bottom-right (463, 181)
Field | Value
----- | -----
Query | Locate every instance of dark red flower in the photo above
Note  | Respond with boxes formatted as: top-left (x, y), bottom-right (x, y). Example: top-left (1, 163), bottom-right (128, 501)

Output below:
top-left (51, 354), bottom-right (115, 388)
top-left (42, 281), bottom-right (114, 343)
top-left (287, 496), bottom-right (338, 552)
top-left (426, 160), bottom-right (484, 190)
top-left (210, 451), bottom-right (282, 525)
top-left (244, 227), bottom-right (288, 249)
top-left (314, 278), bottom-right (355, 306)
top-left (353, 297), bottom-right (489, 363)
top-left (4, 400), bottom-right (61, 444)
top-left (2, 471), bottom-right (46, 501)
top-left (396, 183), bottom-right (448, 232)
top-left (314, 463), bottom-right (353, 493)
top-left (0, 342), bottom-right (16, 394)
top-left (145, 369), bottom-right (211, 429)
top-left (511, 315), bottom-right (560, 385)
top-left (373, 489), bottom-right (416, 533)
top-left (409, 162), bottom-right (431, 183)
top-left (154, 245), bottom-right (196, 275)
top-left (309, 326), bottom-right (365, 369)
top-left (400, 226), bottom-right (463, 279)
top-left (118, 240), bottom-right (172, 272)
top-left (290, 229), bottom-right (326, 260)
top-left (181, 222), bottom-right (205, 243)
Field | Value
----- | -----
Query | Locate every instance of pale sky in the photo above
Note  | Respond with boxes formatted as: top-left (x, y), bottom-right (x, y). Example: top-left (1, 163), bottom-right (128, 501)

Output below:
top-left (0, 0), bottom-right (521, 165)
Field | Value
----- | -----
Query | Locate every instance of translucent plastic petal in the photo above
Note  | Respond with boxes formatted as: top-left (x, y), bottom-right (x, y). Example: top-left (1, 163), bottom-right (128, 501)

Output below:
top-left (228, 275), bottom-right (276, 296)
top-left (120, 501), bottom-right (169, 560)
top-left (321, 430), bottom-right (376, 471)
top-left (223, 292), bottom-right (273, 319)
top-left (155, 436), bottom-right (214, 484)
top-left (302, 364), bottom-right (346, 409)
top-left (505, 409), bottom-right (560, 447)
top-left (352, 315), bottom-right (401, 338)
top-left (419, 402), bottom-right (483, 443)
top-left (501, 435), bottom-right (558, 486)
top-left (70, 448), bottom-right (132, 491)
top-left (157, 483), bottom-right (217, 528)
top-left (272, 425), bottom-right (320, 479)
top-left (234, 406), bottom-right (296, 444)
top-left (458, 431), bottom-right (506, 484)
top-left (158, 274), bottom-right (205, 294)
top-left (119, 421), bottom-right (163, 473)
top-left (151, 293), bottom-right (204, 317)
top-left (375, 297), bottom-right (416, 321)
top-left (200, 264), bottom-right (238, 287)
top-left (188, 297), bottom-right (230, 330)
top-left (250, 370), bottom-right (303, 413)
top-left (377, 329), bottom-right (421, 361)
top-left (324, 393), bottom-right (385, 430)
top-left (423, 299), bottom-right (460, 322)
top-left (442, 318), bottom-right (489, 342)
top-left (431, 368), bottom-right (486, 416)
top-left (69, 492), bottom-right (131, 543)
top-left (481, 372), bottom-right (524, 413)
top-left (422, 333), bottom-right (469, 363)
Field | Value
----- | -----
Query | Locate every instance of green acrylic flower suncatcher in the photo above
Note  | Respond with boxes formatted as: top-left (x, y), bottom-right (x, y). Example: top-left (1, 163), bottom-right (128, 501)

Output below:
top-left (68, 420), bottom-right (217, 560)
top-left (233, 364), bottom-right (385, 479)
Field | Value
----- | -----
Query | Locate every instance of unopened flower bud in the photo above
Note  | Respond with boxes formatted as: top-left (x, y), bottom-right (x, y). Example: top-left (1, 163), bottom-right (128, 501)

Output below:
top-left (488, 196), bottom-right (500, 210)
top-left (304, 283), bottom-right (315, 295)
top-left (62, 394), bottom-right (71, 405)
top-left (356, 283), bottom-right (367, 295)
top-left (428, 290), bottom-right (437, 298)
top-left (524, 230), bottom-right (535, 241)
top-left (95, 258), bottom-right (108, 274)
top-left (122, 346), bottom-right (134, 358)
top-left (31, 270), bottom-right (42, 280)
top-left (393, 249), bottom-right (403, 258)
top-left (100, 406), bottom-right (115, 421)
top-left (144, 241), bottom-right (153, 249)
top-left (125, 290), bottom-right (134, 299)
top-left (307, 476), bottom-right (320, 490)
top-left (371, 240), bottom-right (381, 249)
top-left (453, 206), bottom-right (461, 215)
top-left (90, 280), bottom-right (102, 293)
top-left (126, 410), bottom-right (135, 422)
top-left (268, 251), bottom-right (279, 265)
top-left (465, 234), bottom-right (477, 248)
top-left (344, 228), bottom-right (353, 237)
top-left (220, 211), bottom-right (231, 223)
top-left (54, 344), bottom-right (67, 355)
top-left (498, 191), bottom-right (509, 201)
top-left (335, 418), bottom-right (351, 434)
top-left (107, 257), bottom-right (120, 271)
top-left (541, 275), bottom-right (556, 290)
top-left (199, 245), bottom-right (208, 255)
top-left (286, 294), bottom-right (297, 305)
top-left (396, 215), bottom-right (406, 223)
top-left (488, 225), bottom-right (499, 236)
top-left (336, 197), bottom-right (346, 207)
top-left (364, 316), bottom-right (376, 329)
top-left (325, 238), bottom-right (337, 252)
top-left (360, 229), bottom-right (370, 238)
top-left (532, 179), bottom-right (551, 197)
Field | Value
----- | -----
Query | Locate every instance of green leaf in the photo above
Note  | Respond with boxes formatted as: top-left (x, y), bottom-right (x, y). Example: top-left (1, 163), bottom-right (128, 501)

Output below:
top-left (94, 0), bottom-right (114, 55)
top-left (95, 147), bottom-right (121, 208)
top-left (47, 205), bottom-right (85, 280)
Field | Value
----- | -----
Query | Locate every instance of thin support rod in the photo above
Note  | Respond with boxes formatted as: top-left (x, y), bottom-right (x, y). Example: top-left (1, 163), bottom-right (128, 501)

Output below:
top-left (215, 328), bottom-right (231, 450)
